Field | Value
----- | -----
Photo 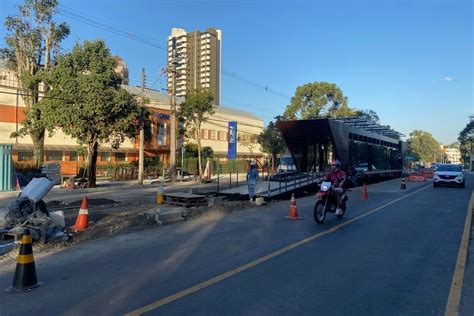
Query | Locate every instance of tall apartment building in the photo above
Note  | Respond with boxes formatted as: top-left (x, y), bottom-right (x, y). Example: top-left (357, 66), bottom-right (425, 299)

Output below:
top-left (167, 27), bottom-right (222, 104)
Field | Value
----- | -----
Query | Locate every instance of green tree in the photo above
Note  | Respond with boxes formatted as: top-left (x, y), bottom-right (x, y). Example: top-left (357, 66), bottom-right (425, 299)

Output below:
top-left (257, 118), bottom-right (287, 171)
top-left (283, 82), bottom-right (353, 119)
top-left (458, 121), bottom-right (474, 165)
top-left (41, 40), bottom-right (141, 187)
top-left (1, 0), bottom-right (69, 168)
top-left (407, 130), bottom-right (442, 164)
top-left (355, 109), bottom-right (380, 124)
top-left (178, 89), bottom-right (215, 177)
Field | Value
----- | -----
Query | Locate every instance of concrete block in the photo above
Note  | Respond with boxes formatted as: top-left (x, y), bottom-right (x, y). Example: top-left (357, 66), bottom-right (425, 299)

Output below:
top-left (208, 196), bottom-right (224, 207)
top-left (255, 197), bottom-right (265, 206)
top-left (156, 217), bottom-right (186, 226)
top-left (157, 207), bottom-right (185, 222)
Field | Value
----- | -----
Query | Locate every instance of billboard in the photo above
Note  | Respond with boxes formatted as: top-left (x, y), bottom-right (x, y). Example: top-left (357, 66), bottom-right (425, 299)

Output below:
top-left (228, 121), bottom-right (237, 160)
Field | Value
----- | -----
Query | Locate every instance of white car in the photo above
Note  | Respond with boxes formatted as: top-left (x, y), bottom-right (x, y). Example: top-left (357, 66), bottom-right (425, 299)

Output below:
top-left (355, 163), bottom-right (377, 173)
top-left (433, 164), bottom-right (465, 188)
top-left (277, 155), bottom-right (296, 173)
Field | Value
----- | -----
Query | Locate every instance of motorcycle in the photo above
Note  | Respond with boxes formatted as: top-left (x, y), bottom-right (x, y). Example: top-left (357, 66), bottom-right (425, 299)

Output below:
top-left (313, 181), bottom-right (349, 224)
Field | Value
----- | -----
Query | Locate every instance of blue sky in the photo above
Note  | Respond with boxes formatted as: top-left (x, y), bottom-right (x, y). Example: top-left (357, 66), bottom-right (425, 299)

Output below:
top-left (1, 0), bottom-right (472, 144)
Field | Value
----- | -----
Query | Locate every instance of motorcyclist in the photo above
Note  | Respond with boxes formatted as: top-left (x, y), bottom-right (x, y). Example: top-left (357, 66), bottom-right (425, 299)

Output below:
top-left (325, 160), bottom-right (347, 215)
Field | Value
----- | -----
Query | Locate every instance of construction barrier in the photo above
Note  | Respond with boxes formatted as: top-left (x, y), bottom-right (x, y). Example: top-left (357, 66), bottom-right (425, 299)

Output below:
top-left (421, 170), bottom-right (434, 178)
top-left (408, 174), bottom-right (427, 182)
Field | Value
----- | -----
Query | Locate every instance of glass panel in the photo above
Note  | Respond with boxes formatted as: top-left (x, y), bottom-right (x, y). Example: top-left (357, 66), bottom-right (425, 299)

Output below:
top-left (17, 151), bottom-right (33, 161)
top-left (45, 150), bottom-right (63, 161)
top-left (70, 151), bottom-right (78, 161)
top-left (157, 122), bottom-right (167, 146)
top-left (115, 152), bottom-right (126, 161)
top-left (100, 152), bottom-right (111, 162)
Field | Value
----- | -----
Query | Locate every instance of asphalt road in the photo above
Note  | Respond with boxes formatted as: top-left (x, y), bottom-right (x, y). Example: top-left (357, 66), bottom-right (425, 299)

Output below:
top-left (0, 176), bottom-right (472, 315)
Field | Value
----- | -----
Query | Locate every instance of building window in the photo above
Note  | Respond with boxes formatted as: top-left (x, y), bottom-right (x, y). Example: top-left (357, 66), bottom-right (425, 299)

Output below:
top-left (202, 129), bottom-right (208, 139)
top-left (115, 152), bottom-right (126, 161)
top-left (218, 131), bottom-right (226, 141)
top-left (70, 151), bottom-right (78, 161)
top-left (209, 130), bottom-right (217, 140)
top-left (157, 122), bottom-right (167, 145)
top-left (45, 150), bottom-right (63, 161)
top-left (17, 151), bottom-right (33, 161)
top-left (100, 152), bottom-right (111, 162)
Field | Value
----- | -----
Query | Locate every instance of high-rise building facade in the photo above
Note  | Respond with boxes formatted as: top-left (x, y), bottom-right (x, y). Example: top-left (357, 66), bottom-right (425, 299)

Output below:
top-left (167, 27), bottom-right (222, 104)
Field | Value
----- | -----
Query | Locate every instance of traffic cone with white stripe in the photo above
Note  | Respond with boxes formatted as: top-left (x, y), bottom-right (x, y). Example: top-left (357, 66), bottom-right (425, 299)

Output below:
top-left (286, 193), bottom-right (302, 220)
top-left (72, 196), bottom-right (89, 231)
top-left (6, 229), bottom-right (43, 292)
top-left (15, 177), bottom-right (20, 191)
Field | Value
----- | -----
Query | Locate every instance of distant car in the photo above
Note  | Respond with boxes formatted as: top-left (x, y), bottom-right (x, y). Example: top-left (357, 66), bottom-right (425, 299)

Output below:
top-left (277, 155), bottom-right (296, 173)
top-left (354, 163), bottom-right (377, 173)
top-left (433, 164), bottom-right (465, 188)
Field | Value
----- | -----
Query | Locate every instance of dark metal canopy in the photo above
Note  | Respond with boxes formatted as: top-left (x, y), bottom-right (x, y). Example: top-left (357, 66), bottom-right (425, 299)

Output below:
top-left (333, 117), bottom-right (405, 138)
top-left (277, 117), bottom-right (405, 172)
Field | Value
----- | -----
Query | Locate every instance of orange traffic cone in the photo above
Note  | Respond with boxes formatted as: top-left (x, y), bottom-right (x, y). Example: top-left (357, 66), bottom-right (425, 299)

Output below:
top-left (360, 183), bottom-right (368, 200)
top-left (5, 229), bottom-right (43, 292)
top-left (15, 177), bottom-right (20, 191)
top-left (286, 193), bottom-right (302, 220)
top-left (72, 196), bottom-right (89, 231)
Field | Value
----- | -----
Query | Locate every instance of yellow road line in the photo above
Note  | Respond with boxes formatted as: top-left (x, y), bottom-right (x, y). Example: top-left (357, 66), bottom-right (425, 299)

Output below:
top-left (445, 191), bottom-right (474, 316)
top-left (126, 184), bottom-right (431, 316)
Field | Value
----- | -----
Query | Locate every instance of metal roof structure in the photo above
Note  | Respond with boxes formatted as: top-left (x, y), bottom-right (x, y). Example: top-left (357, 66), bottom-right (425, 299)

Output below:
top-left (332, 116), bottom-right (405, 138)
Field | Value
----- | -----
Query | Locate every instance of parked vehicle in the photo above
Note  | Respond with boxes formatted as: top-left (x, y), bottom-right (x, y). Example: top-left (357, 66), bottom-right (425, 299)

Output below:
top-left (313, 181), bottom-right (349, 224)
top-left (433, 164), bottom-right (465, 188)
top-left (277, 155), bottom-right (296, 173)
top-left (354, 163), bottom-right (377, 173)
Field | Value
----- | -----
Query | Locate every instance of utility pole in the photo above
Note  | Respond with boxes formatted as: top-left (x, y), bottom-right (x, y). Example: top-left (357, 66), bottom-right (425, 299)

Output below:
top-left (138, 67), bottom-right (145, 184)
top-left (169, 40), bottom-right (178, 183)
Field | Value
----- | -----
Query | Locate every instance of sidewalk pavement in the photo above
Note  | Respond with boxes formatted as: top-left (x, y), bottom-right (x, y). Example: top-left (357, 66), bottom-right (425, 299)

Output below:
top-left (0, 177), bottom-right (202, 202)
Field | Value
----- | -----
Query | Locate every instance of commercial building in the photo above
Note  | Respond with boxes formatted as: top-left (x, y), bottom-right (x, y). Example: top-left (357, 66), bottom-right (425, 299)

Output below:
top-left (0, 60), bottom-right (263, 176)
top-left (443, 146), bottom-right (461, 164)
top-left (167, 27), bottom-right (222, 104)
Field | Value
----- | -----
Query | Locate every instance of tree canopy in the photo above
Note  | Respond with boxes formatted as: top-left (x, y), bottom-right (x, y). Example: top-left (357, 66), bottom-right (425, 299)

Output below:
top-left (458, 121), bottom-right (474, 164)
top-left (257, 117), bottom-right (287, 170)
top-left (355, 109), bottom-right (380, 124)
top-left (41, 39), bottom-right (141, 187)
top-left (407, 130), bottom-right (442, 164)
top-left (283, 82), bottom-right (355, 119)
top-left (178, 89), bottom-right (215, 176)
top-left (1, 0), bottom-right (70, 167)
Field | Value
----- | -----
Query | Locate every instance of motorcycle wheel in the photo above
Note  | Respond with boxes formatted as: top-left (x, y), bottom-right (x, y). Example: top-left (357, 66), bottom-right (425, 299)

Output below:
top-left (314, 200), bottom-right (326, 224)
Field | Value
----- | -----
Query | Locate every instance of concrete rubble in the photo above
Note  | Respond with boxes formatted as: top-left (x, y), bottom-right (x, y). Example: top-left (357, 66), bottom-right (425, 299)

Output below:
top-left (0, 178), bottom-right (70, 249)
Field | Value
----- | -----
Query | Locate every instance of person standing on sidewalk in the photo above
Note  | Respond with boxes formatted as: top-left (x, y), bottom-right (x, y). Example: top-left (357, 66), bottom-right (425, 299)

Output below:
top-left (247, 160), bottom-right (259, 202)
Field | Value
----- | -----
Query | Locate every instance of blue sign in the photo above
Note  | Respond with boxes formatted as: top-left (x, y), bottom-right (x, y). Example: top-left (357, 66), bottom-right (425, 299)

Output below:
top-left (228, 121), bottom-right (237, 160)
top-left (153, 112), bottom-right (170, 120)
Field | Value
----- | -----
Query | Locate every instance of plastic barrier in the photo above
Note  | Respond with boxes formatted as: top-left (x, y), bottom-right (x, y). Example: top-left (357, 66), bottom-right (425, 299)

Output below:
top-left (408, 174), bottom-right (427, 182)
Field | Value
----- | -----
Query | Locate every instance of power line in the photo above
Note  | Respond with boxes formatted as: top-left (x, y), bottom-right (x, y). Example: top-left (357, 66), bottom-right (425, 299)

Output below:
top-left (57, 6), bottom-right (167, 50)
top-left (56, 6), bottom-right (291, 102)
top-left (222, 70), bottom-right (292, 100)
